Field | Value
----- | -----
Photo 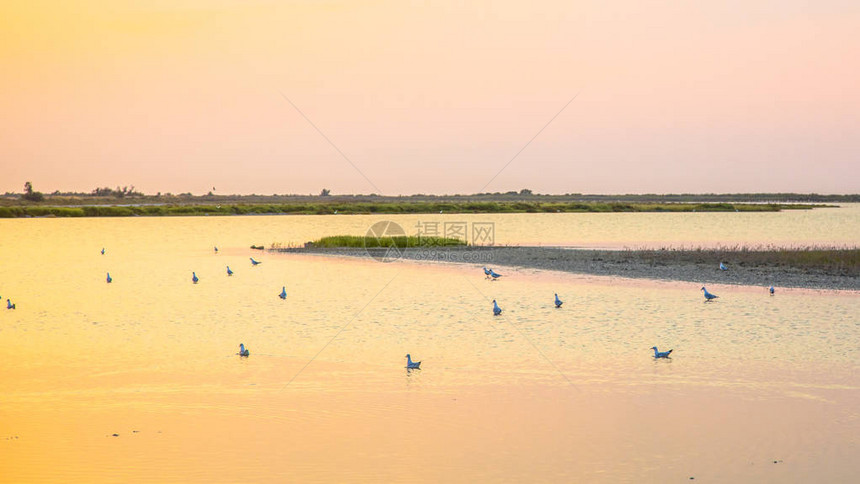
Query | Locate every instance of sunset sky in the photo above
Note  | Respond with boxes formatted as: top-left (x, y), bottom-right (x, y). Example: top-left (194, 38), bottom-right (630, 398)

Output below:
top-left (2, 1), bottom-right (858, 195)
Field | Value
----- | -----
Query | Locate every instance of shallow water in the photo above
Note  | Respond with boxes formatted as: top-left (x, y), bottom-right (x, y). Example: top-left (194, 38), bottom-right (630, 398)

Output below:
top-left (0, 212), bottom-right (858, 482)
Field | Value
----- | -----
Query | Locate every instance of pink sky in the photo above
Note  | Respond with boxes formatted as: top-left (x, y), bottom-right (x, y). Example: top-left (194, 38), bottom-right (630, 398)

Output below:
top-left (1, 1), bottom-right (858, 195)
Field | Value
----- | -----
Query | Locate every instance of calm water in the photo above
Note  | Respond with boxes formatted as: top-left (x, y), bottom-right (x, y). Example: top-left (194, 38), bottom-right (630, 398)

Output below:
top-left (0, 208), bottom-right (858, 482)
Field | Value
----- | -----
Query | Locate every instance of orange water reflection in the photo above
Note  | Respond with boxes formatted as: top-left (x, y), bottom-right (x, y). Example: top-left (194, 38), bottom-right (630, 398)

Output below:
top-left (0, 217), bottom-right (858, 482)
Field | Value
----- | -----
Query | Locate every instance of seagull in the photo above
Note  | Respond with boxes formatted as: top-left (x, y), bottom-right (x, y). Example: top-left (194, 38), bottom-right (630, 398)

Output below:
top-left (279, 286), bottom-right (287, 299)
top-left (250, 257), bottom-right (261, 266)
top-left (106, 272), bottom-right (112, 283)
top-left (554, 293), bottom-right (563, 308)
top-left (719, 262), bottom-right (728, 271)
top-left (226, 266), bottom-right (233, 276)
top-left (489, 269), bottom-right (502, 280)
top-left (701, 286), bottom-right (718, 301)
top-left (405, 354), bottom-right (421, 369)
top-left (192, 272), bottom-right (199, 284)
top-left (769, 286), bottom-right (775, 295)
top-left (651, 346), bottom-right (673, 358)
top-left (101, 248), bottom-right (105, 255)
top-left (493, 299), bottom-right (502, 316)
top-left (238, 343), bottom-right (249, 357)
top-left (482, 267), bottom-right (492, 279)
top-left (6, 299), bottom-right (15, 310)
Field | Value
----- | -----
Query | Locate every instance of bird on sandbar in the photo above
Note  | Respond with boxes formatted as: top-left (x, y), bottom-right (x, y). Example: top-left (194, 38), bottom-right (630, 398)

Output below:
top-left (651, 346), bottom-right (673, 358)
top-left (769, 286), bottom-right (775, 295)
top-left (192, 272), bottom-right (199, 284)
top-left (554, 293), bottom-right (563, 308)
top-left (214, 246), bottom-right (219, 253)
top-left (101, 248), bottom-right (105, 255)
top-left (106, 272), bottom-right (112, 283)
top-left (701, 286), bottom-right (718, 301)
top-left (493, 299), bottom-right (502, 316)
top-left (405, 354), bottom-right (421, 369)
top-left (226, 266), bottom-right (233, 276)
top-left (250, 257), bottom-right (262, 266)
top-left (6, 299), bottom-right (15, 310)
top-left (279, 286), bottom-right (287, 299)
top-left (482, 267), bottom-right (492, 279)
top-left (719, 262), bottom-right (728, 271)
top-left (489, 269), bottom-right (502, 280)
top-left (238, 343), bottom-right (250, 357)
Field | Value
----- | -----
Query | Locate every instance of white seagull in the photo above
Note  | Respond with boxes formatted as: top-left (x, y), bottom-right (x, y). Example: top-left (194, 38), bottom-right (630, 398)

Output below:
top-left (405, 354), bottom-right (421, 369)
top-left (651, 346), bottom-right (673, 358)
top-left (493, 299), bottom-right (502, 316)
top-left (701, 286), bottom-right (718, 301)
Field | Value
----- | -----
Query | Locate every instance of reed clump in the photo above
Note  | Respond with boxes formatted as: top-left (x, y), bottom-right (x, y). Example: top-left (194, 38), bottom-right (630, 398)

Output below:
top-left (307, 235), bottom-right (466, 249)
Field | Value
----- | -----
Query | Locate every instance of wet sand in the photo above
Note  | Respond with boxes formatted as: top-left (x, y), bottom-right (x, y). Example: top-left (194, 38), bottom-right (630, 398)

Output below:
top-left (275, 246), bottom-right (859, 291)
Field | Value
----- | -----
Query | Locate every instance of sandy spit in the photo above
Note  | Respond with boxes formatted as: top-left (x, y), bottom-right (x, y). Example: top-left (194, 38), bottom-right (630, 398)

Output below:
top-left (273, 246), bottom-right (859, 291)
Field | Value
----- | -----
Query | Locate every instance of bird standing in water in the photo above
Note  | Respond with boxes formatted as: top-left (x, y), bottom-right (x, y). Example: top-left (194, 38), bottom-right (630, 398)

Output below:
top-left (701, 286), bottom-right (718, 301)
top-left (493, 299), bottom-right (502, 316)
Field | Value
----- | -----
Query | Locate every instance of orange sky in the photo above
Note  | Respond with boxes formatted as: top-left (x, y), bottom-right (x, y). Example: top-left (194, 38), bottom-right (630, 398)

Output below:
top-left (1, 1), bottom-right (858, 195)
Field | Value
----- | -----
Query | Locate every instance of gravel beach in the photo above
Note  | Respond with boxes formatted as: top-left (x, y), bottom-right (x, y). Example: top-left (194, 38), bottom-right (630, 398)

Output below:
top-left (274, 246), bottom-right (859, 291)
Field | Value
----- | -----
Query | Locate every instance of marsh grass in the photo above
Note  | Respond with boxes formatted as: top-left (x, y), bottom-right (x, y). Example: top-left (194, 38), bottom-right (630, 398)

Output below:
top-left (307, 235), bottom-right (466, 249)
top-left (0, 201), bottom-right (822, 218)
top-left (624, 245), bottom-right (860, 276)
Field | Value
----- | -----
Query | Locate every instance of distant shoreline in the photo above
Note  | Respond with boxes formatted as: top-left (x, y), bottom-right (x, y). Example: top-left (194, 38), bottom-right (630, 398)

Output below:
top-left (0, 201), bottom-right (838, 218)
top-left (273, 246), bottom-right (860, 291)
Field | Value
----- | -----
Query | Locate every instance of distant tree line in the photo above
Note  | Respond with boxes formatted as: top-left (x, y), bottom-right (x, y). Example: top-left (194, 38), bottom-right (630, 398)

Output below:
top-left (91, 186), bottom-right (143, 198)
top-left (5, 183), bottom-right (859, 204)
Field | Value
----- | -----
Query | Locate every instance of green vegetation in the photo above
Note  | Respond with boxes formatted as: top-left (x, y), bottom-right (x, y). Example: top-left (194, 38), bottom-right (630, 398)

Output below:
top-left (21, 181), bottom-right (44, 202)
top-left (627, 245), bottom-right (860, 277)
top-left (307, 235), bottom-right (466, 249)
top-left (0, 201), bottom-right (828, 218)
